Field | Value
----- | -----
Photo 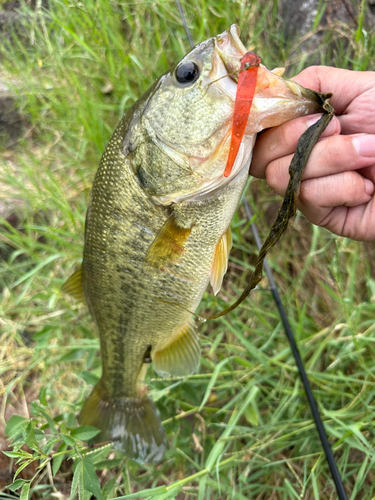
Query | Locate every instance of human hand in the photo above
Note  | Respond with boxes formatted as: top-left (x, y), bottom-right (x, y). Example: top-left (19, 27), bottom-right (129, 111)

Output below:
top-left (250, 66), bottom-right (375, 241)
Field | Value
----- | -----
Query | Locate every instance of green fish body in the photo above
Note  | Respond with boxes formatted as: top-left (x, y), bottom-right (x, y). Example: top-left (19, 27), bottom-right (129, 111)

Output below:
top-left (63, 25), bottom-right (321, 462)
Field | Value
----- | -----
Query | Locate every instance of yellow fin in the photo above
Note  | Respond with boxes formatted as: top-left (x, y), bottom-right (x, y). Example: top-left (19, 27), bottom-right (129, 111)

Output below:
top-left (146, 213), bottom-right (191, 268)
top-left (62, 267), bottom-right (85, 303)
top-left (210, 227), bottom-right (232, 296)
top-left (271, 67), bottom-right (285, 77)
top-left (153, 322), bottom-right (200, 377)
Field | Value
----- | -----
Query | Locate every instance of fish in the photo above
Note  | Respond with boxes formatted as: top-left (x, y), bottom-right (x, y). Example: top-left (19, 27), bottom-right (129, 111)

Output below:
top-left (62, 24), bottom-right (322, 462)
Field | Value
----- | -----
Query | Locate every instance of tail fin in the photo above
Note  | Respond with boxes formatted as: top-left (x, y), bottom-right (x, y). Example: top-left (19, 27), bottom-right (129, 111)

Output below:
top-left (79, 382), bottom-right (166, 463)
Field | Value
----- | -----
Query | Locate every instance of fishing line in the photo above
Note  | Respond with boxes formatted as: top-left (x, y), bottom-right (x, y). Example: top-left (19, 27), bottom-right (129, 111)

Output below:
top-left (175, 0), bottom-right (194, 48)
top-left (176, 3), bottom-right (348, 499)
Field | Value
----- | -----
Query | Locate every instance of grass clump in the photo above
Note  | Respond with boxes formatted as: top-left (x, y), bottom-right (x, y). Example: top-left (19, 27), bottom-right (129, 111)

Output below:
top-left (1, 0), bottom-right (375, 499)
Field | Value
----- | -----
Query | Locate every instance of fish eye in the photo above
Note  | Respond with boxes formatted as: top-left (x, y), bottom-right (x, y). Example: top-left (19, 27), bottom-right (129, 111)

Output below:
top-left (175, 61), bottom-right (200, 84)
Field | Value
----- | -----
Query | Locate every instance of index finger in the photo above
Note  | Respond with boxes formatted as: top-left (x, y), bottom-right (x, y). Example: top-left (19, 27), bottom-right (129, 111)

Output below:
top-left (293, 66), bottom-right (375, 114)
top-left (250, 113), bottom-right (341, 178)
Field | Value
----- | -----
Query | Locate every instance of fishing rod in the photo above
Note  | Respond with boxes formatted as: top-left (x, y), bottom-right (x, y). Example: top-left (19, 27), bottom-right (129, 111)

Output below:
top-left (175, 2), bottom-right (348, 498)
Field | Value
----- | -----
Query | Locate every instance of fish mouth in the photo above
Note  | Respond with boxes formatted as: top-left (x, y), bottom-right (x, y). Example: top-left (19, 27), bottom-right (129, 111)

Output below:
top-left (215, 24), bottom-right (247, 84)
top-left (213, 25), bottom-right (323, 109)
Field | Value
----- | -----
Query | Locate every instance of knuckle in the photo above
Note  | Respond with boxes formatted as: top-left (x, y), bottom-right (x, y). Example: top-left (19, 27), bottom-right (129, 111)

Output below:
top-left (265, 159), bottom-right (284, 191)
top-left (344, 171), bottom-right (362, 193)
top-left (277, 122), bottom-right (290, 148)
top-left (298, 179), bottom-right (313, 204)
top-left (278, 118), bottom-right (305, 150)
top-left (316, 135), bottom-right (355, 168)
top-left (317, 140), bottom-right (337, 165)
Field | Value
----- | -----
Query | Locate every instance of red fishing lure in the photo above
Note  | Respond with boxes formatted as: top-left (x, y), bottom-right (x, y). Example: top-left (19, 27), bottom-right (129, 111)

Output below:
top-left (223, 51), bottom-right (261, 178)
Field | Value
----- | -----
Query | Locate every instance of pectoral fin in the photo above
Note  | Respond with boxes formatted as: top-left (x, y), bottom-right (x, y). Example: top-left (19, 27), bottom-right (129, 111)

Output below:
top-left (152, 322), bottom-right (200, 377)
top-left (62, 267), bottom-right (85, 303)
top-left (210, 227), bottom-right (232, 296)
top-left (146, 213), bottom-right (192, 268)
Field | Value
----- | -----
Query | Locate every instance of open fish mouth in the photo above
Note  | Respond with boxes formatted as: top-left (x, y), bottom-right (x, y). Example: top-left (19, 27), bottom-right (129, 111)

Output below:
top-left (215, 24), bottom-right (247, 84)
top-left (213, 24), bottom-right (323, 108)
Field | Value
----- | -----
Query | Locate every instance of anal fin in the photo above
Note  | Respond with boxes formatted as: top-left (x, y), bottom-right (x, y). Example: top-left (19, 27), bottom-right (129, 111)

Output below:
top-left (146, 212), bottom-right (192, 268)
top-left (62, 267), bottom-right (85, 303)
top-left (153, 322), bottom-right (200, 377)
top-left (210, 227), bottom-right (232, 295)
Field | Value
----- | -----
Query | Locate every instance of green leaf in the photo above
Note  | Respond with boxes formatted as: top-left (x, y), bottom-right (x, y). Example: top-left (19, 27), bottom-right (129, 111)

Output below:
top-left (52, 442), bottom-right (68, 476)
top-left (30, 403), bottom-right (56, 432)
top-left (199, 357), bottom-right (233, 411)
top-left (41, 436), bottom-right (61, 455)
top-left (94, 458), bottom-right (122, 470)
top-left (58, 348), bottom-right (86, 363)
top-left (149, 487), bottom-right (179, 500)
top-left (8, 479), bottom-right (26, 491)
top-left (204, 384), bottom-right (259, 471)
top-left (110, 486), bottom-right (168, 499)
top-left (78, 370), bottom-right (100, 386)
top-left (5, 415), bottom-right (28, 438)
top-left (88, 446), bottom-right (112, 464)
top-left (11, 253), bottom-right (63, 288)
top-left (20, 482), bottom-right (30, 500)
top-left (71, 425), bottom-right (101, 441)
top-left (39, 386), bottom-right (48, 406)
top-left (61, 433), bottom-right (76, 447)
top-left (2, 450), bottom-right (32, 459)
top-left (81, 456), bottom-right (104, 500)
top-left (14, 460), bottom-right (33, 481)
top-left (25, 422), bottom-right (37, 448)
top-left (69, 459), bottom-right (82, 500)
top-left (49, 16), bottom-right (103, 64)
top-left (102, 478), bottom-right (117, 500)
top-left (244, 406), bottom-right (259, 426)
top-left (34, 428), bottom-right (46, 442)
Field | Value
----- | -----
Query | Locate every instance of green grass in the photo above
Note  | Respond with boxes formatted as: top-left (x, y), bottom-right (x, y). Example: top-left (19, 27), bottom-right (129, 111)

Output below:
top-left (1, 0), bottom-right (375, 499)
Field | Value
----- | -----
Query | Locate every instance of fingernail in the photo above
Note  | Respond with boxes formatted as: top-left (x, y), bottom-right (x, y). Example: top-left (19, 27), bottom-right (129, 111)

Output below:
top-left (306, 114), bottom-right (322, 127)
top-left (353, 135), bottom-right (375, 158)
top-left (365, 179), bottom-right (375, 195)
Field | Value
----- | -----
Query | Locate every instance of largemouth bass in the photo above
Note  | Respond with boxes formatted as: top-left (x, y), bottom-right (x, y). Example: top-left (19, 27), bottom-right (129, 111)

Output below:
top-left (63, 25), bottom-right (321, 462)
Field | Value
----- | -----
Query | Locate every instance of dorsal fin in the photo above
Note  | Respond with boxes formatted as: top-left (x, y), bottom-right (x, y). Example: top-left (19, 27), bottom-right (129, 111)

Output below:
top-left (210, 227), bottom-right (232, 295)
top-left (62, 267), bottom-right (85, 303)
top-left (271, 67), bottom-right (285, 76)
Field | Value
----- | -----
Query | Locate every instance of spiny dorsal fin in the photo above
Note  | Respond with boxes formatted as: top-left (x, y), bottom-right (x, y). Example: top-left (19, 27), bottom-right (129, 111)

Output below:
top-left (145, 212), bottom-right (192, 268)
top-left (152, 321), bottom-right (200, 377)
top-left (62, 267), bottom-right (85, 303)
top-left (210, 227), bottom-right (232, 296)
top-left (271, 67), bottom-right (285, 77)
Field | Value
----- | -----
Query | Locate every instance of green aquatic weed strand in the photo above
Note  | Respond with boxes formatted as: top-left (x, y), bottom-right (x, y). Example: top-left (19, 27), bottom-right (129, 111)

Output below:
top-left (209, 91), bottom-right (334, 320)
